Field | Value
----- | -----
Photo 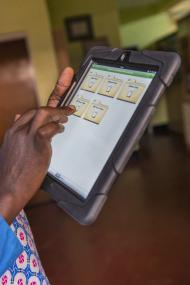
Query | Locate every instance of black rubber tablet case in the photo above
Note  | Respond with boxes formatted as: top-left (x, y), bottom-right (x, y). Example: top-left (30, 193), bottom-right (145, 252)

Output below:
top-left (43, 47), bottom-right (181, 225)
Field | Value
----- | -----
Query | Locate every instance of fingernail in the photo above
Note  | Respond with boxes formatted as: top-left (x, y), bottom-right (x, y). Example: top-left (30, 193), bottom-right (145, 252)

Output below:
top-left (59, 124), bottom-right (65, 133)
top-left (14, 114), bottom-right (21, 121)
top-left (68, 105), bottom-right (76, 111)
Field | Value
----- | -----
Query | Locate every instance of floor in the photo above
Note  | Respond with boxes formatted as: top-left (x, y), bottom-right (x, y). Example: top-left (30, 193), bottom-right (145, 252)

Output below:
top-left (26, 133), bottom-right (190, 285)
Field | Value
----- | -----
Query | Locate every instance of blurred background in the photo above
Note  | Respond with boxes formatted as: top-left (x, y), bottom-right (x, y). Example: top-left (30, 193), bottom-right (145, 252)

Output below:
top-left (1, 0), bottom-right (190, 284)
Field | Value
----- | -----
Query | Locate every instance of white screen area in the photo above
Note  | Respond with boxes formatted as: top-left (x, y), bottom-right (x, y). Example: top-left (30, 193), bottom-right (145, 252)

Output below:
top-left (48, 63), bottom-right (156, 198)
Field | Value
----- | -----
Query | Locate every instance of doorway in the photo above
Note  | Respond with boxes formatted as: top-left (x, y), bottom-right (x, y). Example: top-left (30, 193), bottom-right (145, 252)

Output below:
top-left (0, 37), bottom-right (38, 143)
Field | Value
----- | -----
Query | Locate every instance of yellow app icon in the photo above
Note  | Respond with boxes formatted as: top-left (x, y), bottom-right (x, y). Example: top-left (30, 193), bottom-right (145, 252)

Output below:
top-left (98, 78), bottom-right (122, 98)
top-left (84, 100), bottom-right (109, 124)
top-left (71, 96), bottom-right (90, 117)
top-left (81, 75), bottom-right (103, 93)
top-left (117, 81), bottom-right (145, 103)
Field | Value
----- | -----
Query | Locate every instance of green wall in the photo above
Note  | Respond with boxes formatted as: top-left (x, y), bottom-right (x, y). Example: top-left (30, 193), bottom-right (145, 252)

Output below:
top-left (46, 0), bottom-right (121, 69)
top-left (120, 12), bottom-right (177, 49)
top-left (119, 0), bottom-right (179, 24)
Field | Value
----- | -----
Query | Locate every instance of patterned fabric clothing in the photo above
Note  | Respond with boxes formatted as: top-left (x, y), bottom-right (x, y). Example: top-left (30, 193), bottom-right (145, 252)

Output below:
top-left (0, 210), bottom-right (50, 285)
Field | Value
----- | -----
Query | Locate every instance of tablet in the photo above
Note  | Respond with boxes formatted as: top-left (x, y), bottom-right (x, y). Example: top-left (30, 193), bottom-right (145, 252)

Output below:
top-left (43, 47), bottom-right (181, 225)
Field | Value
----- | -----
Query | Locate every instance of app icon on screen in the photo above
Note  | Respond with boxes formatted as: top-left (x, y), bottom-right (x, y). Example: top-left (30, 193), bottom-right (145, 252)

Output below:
top-left (98, 78), bottom-right (122, 98)
top-left (84, 100), bottom-right (109, 124)
top-left (117, 81), bottom-right (145, 103)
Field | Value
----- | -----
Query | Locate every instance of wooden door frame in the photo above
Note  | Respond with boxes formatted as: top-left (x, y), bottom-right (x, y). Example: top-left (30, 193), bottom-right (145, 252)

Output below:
top-left (0, 32), bottom-right (40, 106)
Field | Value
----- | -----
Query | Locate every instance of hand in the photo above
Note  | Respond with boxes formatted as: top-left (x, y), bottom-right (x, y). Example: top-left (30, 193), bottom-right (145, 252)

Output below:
top-left (48, 67), bottom-right (74, 108)
top-left (0, 67), bottom-right (75, 224)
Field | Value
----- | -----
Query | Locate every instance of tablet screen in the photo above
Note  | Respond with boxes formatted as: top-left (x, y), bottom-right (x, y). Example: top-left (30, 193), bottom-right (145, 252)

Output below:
top-left (48, 63), bottom-right (156, 198)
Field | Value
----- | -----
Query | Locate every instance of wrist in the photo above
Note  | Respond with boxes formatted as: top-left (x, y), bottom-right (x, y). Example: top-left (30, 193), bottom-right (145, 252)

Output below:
top-left (0, 193), bottom-right (18, 224)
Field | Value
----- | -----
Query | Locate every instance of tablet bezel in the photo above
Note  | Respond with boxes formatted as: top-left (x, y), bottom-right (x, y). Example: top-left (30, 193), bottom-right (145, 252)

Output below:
top-left (47, 57), bottom-right (159, 201)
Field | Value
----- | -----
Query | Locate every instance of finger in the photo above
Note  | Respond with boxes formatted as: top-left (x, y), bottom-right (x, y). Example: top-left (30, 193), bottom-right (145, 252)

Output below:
top-left (65, 105), bottom-right (76, 114)
top-left (36, 122), bottom-right (65, 140)
top-left (48, 67), bottom-right (74, 108)
top-left (30, 105), bottom-right (75, 133)
top-left (13, 110), bottom-right (36, 130)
